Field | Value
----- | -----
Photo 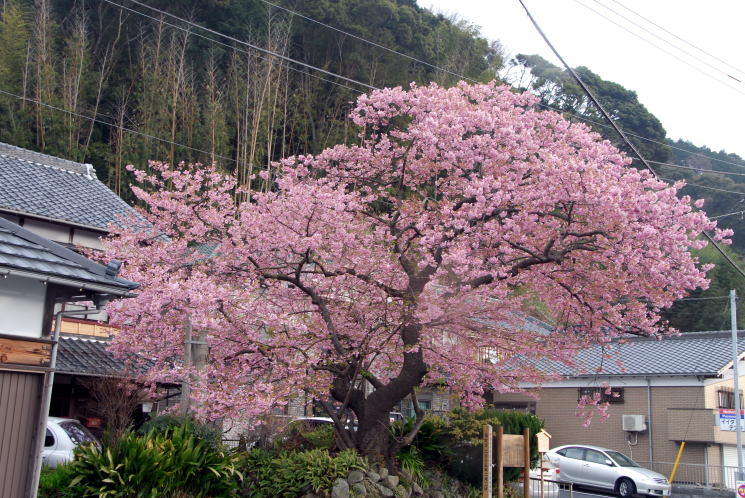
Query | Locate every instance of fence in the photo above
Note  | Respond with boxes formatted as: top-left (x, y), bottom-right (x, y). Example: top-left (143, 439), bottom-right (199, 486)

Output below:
top-left (524, 477), bottom-right (574, 498)
top-left (222, 439), bottom-right (242, 451)
top-left (636, 461), bottom-right (740, 489)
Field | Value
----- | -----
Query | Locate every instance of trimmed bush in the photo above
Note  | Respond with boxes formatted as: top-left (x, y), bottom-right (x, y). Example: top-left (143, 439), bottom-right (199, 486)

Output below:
top-left (274, 420), bottom-right (336, 452)
top-left (445, 408), bottom-right (544, 484)
top-left (68, 425), bottom-right (241, 497)
top-left (239, 448), bottom-right (366, 497)
top-left (139, 414), bottom-right (222, 449)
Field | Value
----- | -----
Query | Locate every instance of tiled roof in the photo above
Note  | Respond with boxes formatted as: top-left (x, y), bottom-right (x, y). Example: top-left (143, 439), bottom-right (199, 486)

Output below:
top-left (0, 142), bottom-right (135, 230)
top-left (56, 336), bottom-right (130, 376)
top-left (546, 331), bottom-right (745, 377)
top-left (0, 217), bottom-right (138, 293)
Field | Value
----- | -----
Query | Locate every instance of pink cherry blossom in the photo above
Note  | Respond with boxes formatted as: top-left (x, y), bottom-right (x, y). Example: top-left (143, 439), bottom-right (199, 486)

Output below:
top-left (102, 81), bottom-right (726, 461)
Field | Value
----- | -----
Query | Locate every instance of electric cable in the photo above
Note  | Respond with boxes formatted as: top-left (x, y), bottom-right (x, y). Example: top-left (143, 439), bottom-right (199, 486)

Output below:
top-left (606, 0), bottom-right (745, 78)
top-left (255, 0), bottom-right (472, 84)
top-left (641, 160), bottom-right (745, 178)
top-left (100, 0), bottom-right (363, 94)
top-left (107, 0), bottom-right (376, 91)
top-left (667, 180), bottom-right (745, 198)
top-left (588, 0), bottom-right (744, 84)
top-left (572, 0), bottom-right (745, 97)
top-left (0, 88), bottom-right (238, 164)
top-left (517, 0), bottom-right (745, 282)
top-left (107, 0), bottom-right (745, 173)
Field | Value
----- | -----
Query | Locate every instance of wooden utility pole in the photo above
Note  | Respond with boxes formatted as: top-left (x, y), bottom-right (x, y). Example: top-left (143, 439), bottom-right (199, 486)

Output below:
top-left (180, 317), bottom-right (193, 417)
top-left (483, 425), bottom-right (493, 498)
top-left (496, 426), bottom-right (504, 497)
top-left (523, 428), bottom-right (530, 498)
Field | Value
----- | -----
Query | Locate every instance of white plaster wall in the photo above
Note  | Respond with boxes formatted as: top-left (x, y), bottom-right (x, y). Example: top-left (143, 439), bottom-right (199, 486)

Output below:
top-left (71, 229), bottom-right (104, 250)
top-left (22, 219), bottom-right (70, 245)
top-left (0, 274), bottom-right (46, 338)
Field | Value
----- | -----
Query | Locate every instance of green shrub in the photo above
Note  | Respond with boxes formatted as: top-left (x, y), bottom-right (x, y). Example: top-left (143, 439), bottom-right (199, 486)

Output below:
top-left (444, 408), bottom-right (544, 485)
top-left (68, 426), bottom-right (241, 497)
top-left (139, 414), bottom-right (222, 449)
top-left (393, 415), bottom-right (451, 463)
top-left (274, 421), bottom-right (336, 452)
top-left (240, 448), bottom-right (366, 497)
top-left (38, 464), bottom-right (81, 497)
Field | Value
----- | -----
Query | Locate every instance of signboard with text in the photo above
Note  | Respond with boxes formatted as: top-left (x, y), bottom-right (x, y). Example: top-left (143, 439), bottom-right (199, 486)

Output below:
top-left (719, 409), bottom-right (745, 431)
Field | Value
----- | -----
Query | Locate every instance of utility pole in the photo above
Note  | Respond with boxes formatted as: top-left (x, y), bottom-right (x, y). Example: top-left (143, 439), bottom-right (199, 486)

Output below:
top-left (731, 289), bottom-right (743, 482)
top-left (181, 316), bottom-right (193, 417)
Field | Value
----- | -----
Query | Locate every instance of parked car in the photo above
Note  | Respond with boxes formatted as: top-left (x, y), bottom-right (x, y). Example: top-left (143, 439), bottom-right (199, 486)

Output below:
top-left (42, 417), bottom-right (99, 468)
top-left (545, 444), bottom-right (670, 497)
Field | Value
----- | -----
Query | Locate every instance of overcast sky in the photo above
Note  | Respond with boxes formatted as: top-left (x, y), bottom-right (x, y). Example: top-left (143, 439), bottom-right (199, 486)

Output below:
top-left (418, 0), bottom-right (745, 159)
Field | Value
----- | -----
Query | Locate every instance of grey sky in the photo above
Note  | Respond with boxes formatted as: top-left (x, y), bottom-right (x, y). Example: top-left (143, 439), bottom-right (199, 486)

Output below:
top-left (419, 0), bottom-right (745, 159)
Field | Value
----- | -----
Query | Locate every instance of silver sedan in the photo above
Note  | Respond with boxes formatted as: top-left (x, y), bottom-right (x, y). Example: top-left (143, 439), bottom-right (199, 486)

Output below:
top-left (545, 444), bottom-right (671, 497)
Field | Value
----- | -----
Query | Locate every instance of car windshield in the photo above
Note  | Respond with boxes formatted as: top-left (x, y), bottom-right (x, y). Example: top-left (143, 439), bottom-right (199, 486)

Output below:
top-left (606, 450), bottom-right (640, 467)
top-left (59, 421), bottom-right (97, 446)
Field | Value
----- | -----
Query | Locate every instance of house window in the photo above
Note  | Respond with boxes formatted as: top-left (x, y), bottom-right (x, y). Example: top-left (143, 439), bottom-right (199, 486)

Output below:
top-left (578, 387), bottom-right (624, 404)
top-left (418, 399), bottom-right (432, 411)
top-left (718, 387), bottom-right (744, 409)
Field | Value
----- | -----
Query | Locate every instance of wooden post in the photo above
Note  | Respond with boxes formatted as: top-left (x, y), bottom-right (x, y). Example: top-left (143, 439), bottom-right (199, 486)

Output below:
top-left (496, 426), bottom-right (504, 498)
top-left (483, 424), bottom-right (493, 498)
top-left (523, 428), bottom-right (530, 498)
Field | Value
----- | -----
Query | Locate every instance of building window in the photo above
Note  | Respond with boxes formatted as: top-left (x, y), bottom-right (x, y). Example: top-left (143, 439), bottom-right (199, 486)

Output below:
top-left (718, 387), bottom-right (744, 409)
top-left (578, 387), bottom-right (624, 404)
top-left (418, 399), bottom-right (432, 411)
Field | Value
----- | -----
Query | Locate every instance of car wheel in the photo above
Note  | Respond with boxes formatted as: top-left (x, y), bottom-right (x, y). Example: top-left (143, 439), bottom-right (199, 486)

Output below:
top-left (616, 477), bottom-right (636, 497)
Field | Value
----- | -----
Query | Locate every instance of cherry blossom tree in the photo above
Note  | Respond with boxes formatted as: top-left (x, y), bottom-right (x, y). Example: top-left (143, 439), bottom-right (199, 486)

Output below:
top-left (104, 81), bottom-right (728, 465)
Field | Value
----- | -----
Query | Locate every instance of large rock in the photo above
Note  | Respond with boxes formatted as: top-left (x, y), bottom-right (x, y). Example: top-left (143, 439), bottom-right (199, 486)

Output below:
top-left (351, 482), bottom-right (367, 497)
top-left (412, 482), bottom-right (424, 495)
top-left (383, 475), bottom-right (399, 488)
top-left (366, 470), bottom-right (380, 482)
top-left (332, 478), bottom-right (350, 498)
top-left (395, 484), bottom-right (411, 498)
top-left (379, 468), bottom-right (389, 480)
top-left (375, 482), bottom-right (395, 497)
top-left (347, 470), bottom-right (365, 484)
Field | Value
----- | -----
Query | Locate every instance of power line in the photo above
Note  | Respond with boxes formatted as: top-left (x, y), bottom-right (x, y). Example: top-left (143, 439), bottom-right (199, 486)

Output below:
top-left (100, 0), bottom-right (364, 95)
top-left (248, 0), bottom-right (745, 172)
top-left (589, 0), bottom-right (744, 84)
top-left (116, 0), bottom-right (745, 173)
top-left (255, 0), bottom-right (474, 84)
top-left (606, 0), bottom-right (745, 78)
top-left (572, 0), bottom-right (745, 97)
top-left (0, 88), bottom-right (237, 164)
top-left (666, 180), bottom-right (745, 198)
top-left (643, 160), bottom-right (745, 178)
top-left (110, 0), bottom-right (376, 91)
top-left (711, 210), bottom-right (745, 221)
top-left (517, 0), bottom-right (745, 282)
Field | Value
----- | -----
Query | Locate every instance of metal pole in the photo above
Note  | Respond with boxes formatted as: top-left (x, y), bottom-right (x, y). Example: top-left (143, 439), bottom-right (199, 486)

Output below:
top-left (731, 289), bottom-right (743, 481)
top-left (29, 308), bottom-right (106, 498)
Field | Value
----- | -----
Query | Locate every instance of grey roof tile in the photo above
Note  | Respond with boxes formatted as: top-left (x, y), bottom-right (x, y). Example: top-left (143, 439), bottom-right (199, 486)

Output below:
top-left (0, 142), bottom-right (135, 230)
top-left (0, 217), bottom-right (137, 291)
top-left (57, 336), bottom-right (144, 376)
top-left (544, 331), bottom-right (745, 377)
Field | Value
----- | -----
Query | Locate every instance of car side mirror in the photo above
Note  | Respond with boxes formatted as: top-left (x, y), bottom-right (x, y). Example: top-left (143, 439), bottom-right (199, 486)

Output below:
top-left (605, 459), bottom-right (614, 466)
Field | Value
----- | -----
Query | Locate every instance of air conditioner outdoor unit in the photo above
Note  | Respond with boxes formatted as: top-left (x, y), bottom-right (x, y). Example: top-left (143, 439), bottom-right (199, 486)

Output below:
top-left (622, 414), bottom-right (647, 432)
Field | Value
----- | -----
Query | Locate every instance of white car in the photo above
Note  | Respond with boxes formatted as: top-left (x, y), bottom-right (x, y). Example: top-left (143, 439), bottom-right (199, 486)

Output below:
top-left (545, 444), bottom-right (671, 497)
top-left (41, 417), bottom-right (99, 468)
